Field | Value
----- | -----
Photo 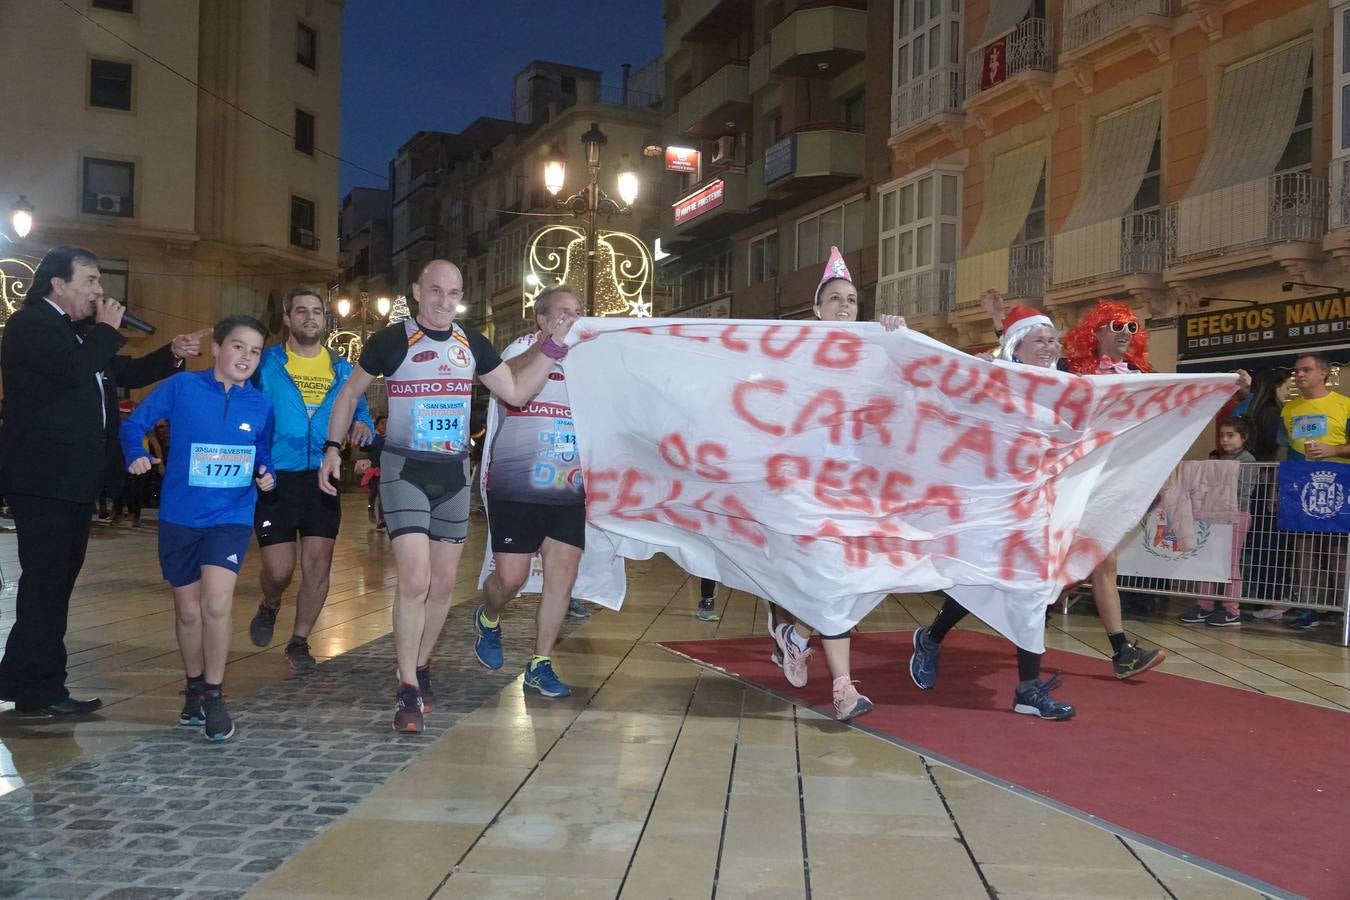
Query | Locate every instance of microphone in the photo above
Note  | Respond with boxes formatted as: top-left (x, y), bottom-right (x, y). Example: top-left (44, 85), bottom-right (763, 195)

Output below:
top-left (120, 311), bottom-right (156, 335)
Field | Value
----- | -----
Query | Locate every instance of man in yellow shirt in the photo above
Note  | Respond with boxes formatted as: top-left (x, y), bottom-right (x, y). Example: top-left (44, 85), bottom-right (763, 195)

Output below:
top-left (248, 288), bottom-right (374, 668)
top-left (1279, 352), bottom-right (1350, 629)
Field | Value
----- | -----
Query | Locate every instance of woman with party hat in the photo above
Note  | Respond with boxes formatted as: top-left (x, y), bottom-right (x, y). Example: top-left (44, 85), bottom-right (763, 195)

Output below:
top-left (766, 246), bottom-right (905, 721)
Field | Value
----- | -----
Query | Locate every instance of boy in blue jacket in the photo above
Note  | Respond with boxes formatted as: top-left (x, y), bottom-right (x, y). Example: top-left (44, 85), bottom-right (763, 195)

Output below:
top-left (121, 315), bottom-right (275, 742)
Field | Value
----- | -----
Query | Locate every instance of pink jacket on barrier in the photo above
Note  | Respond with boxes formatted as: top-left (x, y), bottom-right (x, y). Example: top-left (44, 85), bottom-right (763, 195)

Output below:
top-left (1156, 460), bottom-right (1242, 552)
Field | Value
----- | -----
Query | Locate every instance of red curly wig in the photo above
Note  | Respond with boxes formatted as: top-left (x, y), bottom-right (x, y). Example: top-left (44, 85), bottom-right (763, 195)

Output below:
top-left (1063, 300), bottom-right (1152, 374)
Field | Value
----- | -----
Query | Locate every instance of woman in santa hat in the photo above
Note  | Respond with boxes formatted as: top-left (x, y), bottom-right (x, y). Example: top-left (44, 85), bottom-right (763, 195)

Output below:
top-left (907, 297), bottom-right (1076, 719)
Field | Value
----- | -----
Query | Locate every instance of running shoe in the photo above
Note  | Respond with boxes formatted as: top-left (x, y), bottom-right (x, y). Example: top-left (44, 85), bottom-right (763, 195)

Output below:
top-left (1289, 609), bottom-right (1319, 631)
top-left (697, 597), bottom-right (720, 622)
top-left (770, 648), bottom-right (783, 667)
top-left (1012, 675), bottom-right (1075, 720)
top-left (202, 691), bottom-right (235, 743)
top-left (566, 598), bottom-right (591, 619)
top-left (393, 683), bottom-right (424, 734)
top-left (473, 605), bottom-right (503, 669)
top-left (284, 638), bottom-right (317, 672)
top-left (1178, 606), bottom-right (1212, 624)
top-left (178, 683), bottom-right (205, 727)
top-left (523, 659), bottom-right (572, 698)
top-left (1111, 641), bottom-right (1166, 680)
top-left (771, 623), bottom-right (811, 688)
top-left (832, 677), bottom-right (872, 721)
top-left (417, 665), bottom-right (434, 713)
top-left (1251, 607), bottom-right (1285, 621)
top-left (1205, 609), bottom-right (1241, 627)
top-left (248, 601), bottom-right (279, 647)
top-left (909, 627), bottom-right (941, 691)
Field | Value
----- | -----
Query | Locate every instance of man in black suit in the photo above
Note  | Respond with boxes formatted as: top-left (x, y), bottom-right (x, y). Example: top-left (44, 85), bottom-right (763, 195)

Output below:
top-left (0, 246), bottom-right (201, 718)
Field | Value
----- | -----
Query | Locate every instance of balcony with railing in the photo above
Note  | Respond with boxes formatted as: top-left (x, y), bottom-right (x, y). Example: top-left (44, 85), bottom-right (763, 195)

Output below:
top-left (676, 62), bottom-right (750, 139)
top-left (1061, 0), bottom-right (1172, 93)
top-left (769, 4), bottom-right (867, 77)
top-left (1048, 211), bottom-right (1163, 297)
top-left (889, 65), bottom-right (964, 163)
top-left (1165, 173), bottom-right (1327, 277)
top-left (667, 0), bottom-right (754, 49)
top-left (1007, 242), bottom-right (1050, 300)
top-left (964, 17), bottom-right (1053, 134)
top-left (1325, 158), bottom-right (1350, 267)
top-left (876, 266), bottom-right (955, 319)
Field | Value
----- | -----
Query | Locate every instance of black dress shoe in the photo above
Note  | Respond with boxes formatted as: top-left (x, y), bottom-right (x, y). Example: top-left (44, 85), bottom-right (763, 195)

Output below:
top-left (14, 696), bottom-right (103, 719)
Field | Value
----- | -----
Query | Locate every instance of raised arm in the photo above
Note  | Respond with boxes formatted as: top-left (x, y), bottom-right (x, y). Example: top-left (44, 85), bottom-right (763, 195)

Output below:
top-left (318, 366), bottom-right (376, 495)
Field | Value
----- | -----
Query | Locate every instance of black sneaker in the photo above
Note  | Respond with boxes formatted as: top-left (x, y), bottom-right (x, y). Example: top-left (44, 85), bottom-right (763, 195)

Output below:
top-left (284, 638), bottom-right (317, 673)
top-left (1012, 675), bottom-right (1076, 720)
top-left (202, 691), bottom-right (235, 743)
top-left (249, 601), bottom-right (279, 647)
top-left (1112, 641), bottom-right (1166, 680)
top-left (1178, 606), bottom-right (1211, 624)
top-left (416, 666), bottom-right (434, 713)
top-left (178, 683), bottom-right (205, 727)
top-left (697, 596), bottom-right (720, 621)
top-left (393, 683), bottom-right (424, 734)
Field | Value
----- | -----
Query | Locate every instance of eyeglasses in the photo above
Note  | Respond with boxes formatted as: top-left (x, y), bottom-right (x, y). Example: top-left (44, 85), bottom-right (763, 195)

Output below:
top-left (1108, 320), bottom-right (1139, 334)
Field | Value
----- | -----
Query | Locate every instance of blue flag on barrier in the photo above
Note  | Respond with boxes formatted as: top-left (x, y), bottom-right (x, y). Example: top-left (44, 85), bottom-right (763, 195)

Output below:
top-left (1277, 460), bottom-right (1350, 533)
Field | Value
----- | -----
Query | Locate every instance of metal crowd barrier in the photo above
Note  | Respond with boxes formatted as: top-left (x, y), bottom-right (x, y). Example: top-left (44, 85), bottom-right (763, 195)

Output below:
top-left (1075, 461), bottom-right (1350, 646)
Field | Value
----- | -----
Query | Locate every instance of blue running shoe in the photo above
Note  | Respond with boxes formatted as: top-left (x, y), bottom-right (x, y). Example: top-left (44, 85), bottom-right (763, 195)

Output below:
top-left (523, 659), bottom-right (572, 698)
top-left (1012, 675), bottom-right (1075, 720)
top-left (473, 605), bottom-right (503, 669)
top-left (1289, 609), bottom-right (1318, 631)
top-left (909, 627), bottom-right (940, 690)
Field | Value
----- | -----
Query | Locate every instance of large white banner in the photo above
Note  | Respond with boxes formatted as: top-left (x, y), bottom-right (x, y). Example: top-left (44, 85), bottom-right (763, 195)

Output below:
top-left (560, 318), bottom-right (1236, 653)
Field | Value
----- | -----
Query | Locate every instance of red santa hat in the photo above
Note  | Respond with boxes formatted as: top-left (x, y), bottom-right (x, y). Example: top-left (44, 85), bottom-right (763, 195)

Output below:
top-left (998, 305), bottom-right (1054, 360)
top-left (814, 246), bottom-right (853, 303)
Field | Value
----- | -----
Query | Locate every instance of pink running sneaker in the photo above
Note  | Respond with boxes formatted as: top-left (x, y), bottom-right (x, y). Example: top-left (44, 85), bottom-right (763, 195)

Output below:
top-left (832, 676), bottom-right (873, 721)
top-left (772, 622), bottom-right (811, 688)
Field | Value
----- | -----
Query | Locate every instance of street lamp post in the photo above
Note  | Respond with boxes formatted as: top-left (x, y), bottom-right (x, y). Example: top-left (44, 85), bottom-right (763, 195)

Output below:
top-left (543, 122), bottom-right (639, 316)
top-left (8, 196), bottom-right (34, 241)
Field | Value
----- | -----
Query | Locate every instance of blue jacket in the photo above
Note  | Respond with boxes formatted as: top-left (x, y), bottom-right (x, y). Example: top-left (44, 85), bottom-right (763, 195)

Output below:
top-left (252, 343), bottom-right (374, 472)
top-left (120, 369), bottom-right (275, 528)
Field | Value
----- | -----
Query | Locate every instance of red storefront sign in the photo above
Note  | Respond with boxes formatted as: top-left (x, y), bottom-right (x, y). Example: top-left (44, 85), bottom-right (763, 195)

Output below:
top-left (980, 36), bottom-right (1008, 90)
top-left (665, 146), bottom-right (701, 174)
top-left (673, 180), bottom-right (725, 225)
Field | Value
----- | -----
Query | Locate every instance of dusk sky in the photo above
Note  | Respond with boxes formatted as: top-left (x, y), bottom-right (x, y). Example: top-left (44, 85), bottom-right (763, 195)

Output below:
top-left (338, 0), bottom-right (666, 196)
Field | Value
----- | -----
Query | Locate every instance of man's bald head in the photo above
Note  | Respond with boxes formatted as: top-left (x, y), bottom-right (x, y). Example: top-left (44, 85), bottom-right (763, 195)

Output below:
top-left (412, 259), bottom-right (465, 330)
top-left (418, 259), bottom-right (462, 285)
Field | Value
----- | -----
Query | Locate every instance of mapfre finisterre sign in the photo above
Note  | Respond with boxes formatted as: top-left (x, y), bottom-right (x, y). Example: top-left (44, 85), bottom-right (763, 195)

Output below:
top-left (1178, 294), bottom-right (1350, 360)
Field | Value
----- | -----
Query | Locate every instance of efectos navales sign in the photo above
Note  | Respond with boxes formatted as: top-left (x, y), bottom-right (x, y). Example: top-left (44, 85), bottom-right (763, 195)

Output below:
top-left (1178, 291), bottom-right (1350, 360)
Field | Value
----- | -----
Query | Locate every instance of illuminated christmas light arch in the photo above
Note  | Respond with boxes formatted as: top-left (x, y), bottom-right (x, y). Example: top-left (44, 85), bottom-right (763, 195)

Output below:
top-left (523, 225), bottom-right (652, 318)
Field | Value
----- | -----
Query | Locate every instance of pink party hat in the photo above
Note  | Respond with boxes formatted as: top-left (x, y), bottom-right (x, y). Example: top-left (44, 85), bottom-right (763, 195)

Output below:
top-left (815, 246), bottom-right (853, 302)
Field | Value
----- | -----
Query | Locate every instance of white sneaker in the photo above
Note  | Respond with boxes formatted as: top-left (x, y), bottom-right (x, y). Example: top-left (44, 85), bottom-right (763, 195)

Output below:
top-left (772, 623), bottom-right (811, 688)
top-left (1251, 607), bottom-right (1285, 620)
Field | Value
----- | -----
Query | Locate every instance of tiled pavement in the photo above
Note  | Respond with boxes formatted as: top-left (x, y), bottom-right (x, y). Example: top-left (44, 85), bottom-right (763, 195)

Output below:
top-left (0, 604), bottom-right (560, 900)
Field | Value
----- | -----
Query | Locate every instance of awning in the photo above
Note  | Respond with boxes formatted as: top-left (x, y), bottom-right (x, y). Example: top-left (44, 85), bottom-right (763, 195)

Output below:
top-left (1053, 98), bottom-right (1161, 284)
top-left (1185, 39), bottom-right (1311, 198)
top-left (1170, 39), bottom-right (1312, 261)
top-left (978, 0), bottom-right (1034, 44)
top-left (955, 141), bottom-right (1046, 302)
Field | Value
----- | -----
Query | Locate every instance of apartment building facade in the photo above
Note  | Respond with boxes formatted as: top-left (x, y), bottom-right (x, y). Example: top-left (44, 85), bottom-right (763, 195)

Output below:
top-left (658, 0), bottom-right (882, 320)
top-left (380, 61), bottom-right (665, 348)
top-left (0, 0), bottom-right (343, 343)
top-left (882, 0), bottom-right (1349, 375)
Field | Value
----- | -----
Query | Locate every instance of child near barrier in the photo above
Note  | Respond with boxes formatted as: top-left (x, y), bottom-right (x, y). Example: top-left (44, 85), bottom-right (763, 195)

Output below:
top-left (1180, 417), bottom-right (1256, 627)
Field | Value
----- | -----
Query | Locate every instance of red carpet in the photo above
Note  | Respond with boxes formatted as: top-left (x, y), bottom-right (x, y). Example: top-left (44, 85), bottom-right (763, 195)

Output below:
top-left (659, 630), bottom-right (1350, 899)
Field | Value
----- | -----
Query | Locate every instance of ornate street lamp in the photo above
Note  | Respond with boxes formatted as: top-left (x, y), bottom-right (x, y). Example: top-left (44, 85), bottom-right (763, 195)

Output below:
top-left (10, 196), bottom-right (33, 240)
top-left (542, 122), bottom-right (640, 315)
